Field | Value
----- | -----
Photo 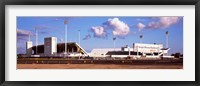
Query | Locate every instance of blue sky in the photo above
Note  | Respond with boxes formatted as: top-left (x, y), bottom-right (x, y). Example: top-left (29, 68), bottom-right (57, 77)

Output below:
top-left (17, 16), bottom-right (183, 55)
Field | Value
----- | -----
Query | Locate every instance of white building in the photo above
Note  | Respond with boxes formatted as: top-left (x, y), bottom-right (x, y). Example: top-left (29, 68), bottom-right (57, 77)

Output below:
top-left (44, 37), bottom-right (57, 55)
top-left (26, 41), bottom-right (32, 56)
top-left (89, 43), bottom-right (171, 58)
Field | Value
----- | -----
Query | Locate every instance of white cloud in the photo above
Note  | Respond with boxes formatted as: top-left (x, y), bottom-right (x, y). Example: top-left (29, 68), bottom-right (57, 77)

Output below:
top-left (105, 18), bottom-right (130, 36)
top-left (147, 21), bottom-right (160, 29)
top-left (90, 18), bottom-right (130, 39)
top-left (159, 17), bottom-right (180, 28)
top-left (17, 29), bottom-right (31, 36)
top-left (91, 26), bottom-right (107, 38)
top-left (137, 22), bottom-right (146, 31)
top-left (146, 17), bottom-right (180, 29)
top-left (83, 34), bottom-right (91, 40)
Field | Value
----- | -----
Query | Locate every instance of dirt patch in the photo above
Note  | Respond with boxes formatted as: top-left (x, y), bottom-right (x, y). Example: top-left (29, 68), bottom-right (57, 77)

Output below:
top-left (17, 64), bottom-right (183, 69)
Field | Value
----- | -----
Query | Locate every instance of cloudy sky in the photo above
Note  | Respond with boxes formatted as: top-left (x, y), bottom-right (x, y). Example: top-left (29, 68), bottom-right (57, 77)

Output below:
top-left (17, 16), bottom-right (183, 54)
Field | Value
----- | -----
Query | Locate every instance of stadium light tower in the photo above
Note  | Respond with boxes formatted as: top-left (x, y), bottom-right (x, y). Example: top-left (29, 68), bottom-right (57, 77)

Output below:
top-left (28, 32), bottom-right (31, 41)
top-left (165, 31), bottom-right (169, 56)
top-left (78, 30), bottom-right (80, 45)
top-left (128, 45), bottom-right (130, 56)
top-left (64, 20), bottom-right (68, 57)
top-left (166, 31), bottom-right (168, 48)
top-left (140, 35), bottom-right (143, 43)
top-left (35, 27), bottom-right (38, 54)
top-left (113, 37), bottom-right (116, 51)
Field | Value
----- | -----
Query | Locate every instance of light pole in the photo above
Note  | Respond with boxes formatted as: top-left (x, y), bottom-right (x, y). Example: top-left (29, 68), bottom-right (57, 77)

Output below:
top-left (166, 31), bottom-right (168, 56)
top-left (28, 32), bottom-right (31, 41)
top-left (139, 35), bottom-right (143, 56)
top-left (78, 30), bottom-right (80, 45)
top-left (113, 37), bottom-right (116, 51)
top-left (35, 27), bottom-right (38, 55)
top-left (64, 20), bottom-right (68, 57)
top-left (140, 35), bottom-right (143, 43)
top-left (166, 31), bottom-right (168, 48)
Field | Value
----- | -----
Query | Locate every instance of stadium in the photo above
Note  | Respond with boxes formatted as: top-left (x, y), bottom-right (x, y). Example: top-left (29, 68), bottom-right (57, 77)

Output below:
top-left (17, 17), bottom-right (183, 69)
top-left (21, 19), bottom-right (174, 59)
top-left (23, 36), bottom-right (173, 59)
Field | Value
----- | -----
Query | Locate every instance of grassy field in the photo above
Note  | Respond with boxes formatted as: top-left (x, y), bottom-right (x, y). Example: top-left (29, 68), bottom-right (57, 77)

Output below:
top-left (17, 64), bottom-right (183, 69)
